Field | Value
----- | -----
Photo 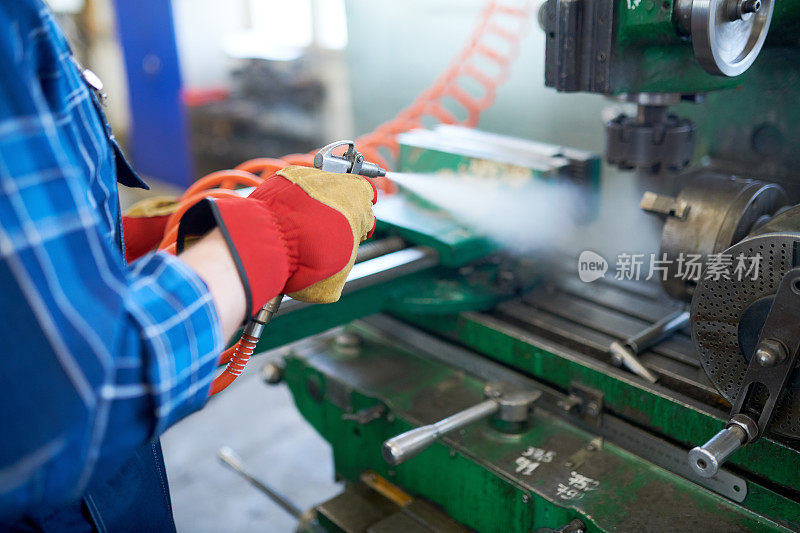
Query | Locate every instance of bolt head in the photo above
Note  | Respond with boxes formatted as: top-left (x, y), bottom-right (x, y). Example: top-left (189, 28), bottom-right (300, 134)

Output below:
top-left (755, 339), bottom-right (786, 367)
top-left (484, 382), bottom-right (505, 399)
top-left (260, 362), bottom-right (284, 384)
top-left (742, 0), bottom-right (761, 14)
top-left (334, 332), bottom-right (362, 351)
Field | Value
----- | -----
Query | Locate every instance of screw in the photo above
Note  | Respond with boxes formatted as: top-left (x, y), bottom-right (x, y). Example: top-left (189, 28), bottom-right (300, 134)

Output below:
top-left (755, 339), bottom-right (786, 368)
top-left (521, 495), bottom-right (530, 503)
top-left (484, 382), bottom-right (505, 399)
top-left (728, 0), bottom-right (761, 20)
top-left (741, 0), bottom-right (761, 14)
top-left (260, 361), bottom-right (284, 384)
top-left (334, 332), bottom-right (362, 351)
top-left (586, 401), bottom-right (601, 417)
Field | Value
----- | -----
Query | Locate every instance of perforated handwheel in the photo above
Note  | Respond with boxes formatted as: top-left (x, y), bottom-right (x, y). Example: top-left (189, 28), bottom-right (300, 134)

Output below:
top-left (691, 232), bottom-right (800, 439)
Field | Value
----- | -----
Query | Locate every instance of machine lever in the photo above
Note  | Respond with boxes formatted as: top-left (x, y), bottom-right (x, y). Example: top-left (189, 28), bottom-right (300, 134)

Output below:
top-left (608, 309), bottom-right (689, 383)
top-left (382, 382), bottom-right (540, 466)
top-left (689, 266), bottom-right (800, 477)
top-left (688, 414), bottom-right (755, 478)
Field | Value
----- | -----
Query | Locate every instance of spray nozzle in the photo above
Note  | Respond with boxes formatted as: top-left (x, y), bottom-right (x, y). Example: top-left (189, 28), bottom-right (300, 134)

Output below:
top-left (314, 140), bottom-right (387, 179)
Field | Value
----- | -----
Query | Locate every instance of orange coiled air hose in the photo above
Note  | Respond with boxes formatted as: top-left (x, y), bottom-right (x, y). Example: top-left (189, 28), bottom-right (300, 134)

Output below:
top-left (208, 333), bottom-right (259, 395)
top-left (354, 1), bottom-right (535, 169)
top-left (156, 0), bottom-right (534, 395)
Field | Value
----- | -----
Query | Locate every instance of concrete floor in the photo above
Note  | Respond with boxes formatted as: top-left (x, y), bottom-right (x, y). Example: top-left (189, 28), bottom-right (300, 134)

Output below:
top-left (161, 346), bottom-right (341, 532)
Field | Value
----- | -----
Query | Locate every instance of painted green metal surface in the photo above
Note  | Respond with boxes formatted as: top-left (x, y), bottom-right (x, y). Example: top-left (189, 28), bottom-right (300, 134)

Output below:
top-left (282, 325), bottom-right (795, 532)
top-left (374, 197), bottom-right (496, 268)
top-left (399, 312), bottom-right (800, 505)
top-left (609, 0), bottom-right (800, 94)
top-left (397, 141), bottom-right (566, 177)
top-left (251, 258), bottom-right (536, 354)
top-left (687, 46), bottom-right (800, 181)
top-left (609, 0), bottom-right (738, 93)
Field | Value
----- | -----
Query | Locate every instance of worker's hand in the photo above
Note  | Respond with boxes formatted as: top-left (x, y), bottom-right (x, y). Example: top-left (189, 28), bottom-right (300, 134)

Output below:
top-left (252, 166), bottom-right (377, 303)
top-left (178, 166), bottom-right (377, 317)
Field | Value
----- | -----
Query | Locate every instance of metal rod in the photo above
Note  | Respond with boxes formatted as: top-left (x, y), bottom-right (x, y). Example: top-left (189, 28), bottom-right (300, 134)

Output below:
top-left (608, 309), bottom-right (689, 383)
top-left (276, 246), bottom-right (439, 317)
top-left (217, 446), bottom-right (303, 519)
top-left (625, 309), bottom-right (690, 354)
top-left (355, 236), bottom-right (406, 264)
top-left (382, 399), bottom-right (499, 466)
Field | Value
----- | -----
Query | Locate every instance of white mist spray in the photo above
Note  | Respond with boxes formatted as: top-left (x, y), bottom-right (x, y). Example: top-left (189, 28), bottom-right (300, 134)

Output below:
top-left (388, 171), bottom-right (591, 254)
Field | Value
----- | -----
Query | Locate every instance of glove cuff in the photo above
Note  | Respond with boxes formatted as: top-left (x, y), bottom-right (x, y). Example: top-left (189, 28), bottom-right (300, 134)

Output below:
top-left (177, 197), bottom-right (293, 317)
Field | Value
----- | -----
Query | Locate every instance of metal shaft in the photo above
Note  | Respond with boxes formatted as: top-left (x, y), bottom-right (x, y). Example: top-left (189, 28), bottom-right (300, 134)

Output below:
top-left (688, 425), bottom-right (747, 478)
top-left (609, 309), bottom-right (689, 383)
top-left (355, 236), bottom-right (406, 263)
top-left (217, 446), bottom-right (303, 519)
top-left (625, 310), bottom-right (689, 354)
top-left (382, 399), bottom-right (499, 466)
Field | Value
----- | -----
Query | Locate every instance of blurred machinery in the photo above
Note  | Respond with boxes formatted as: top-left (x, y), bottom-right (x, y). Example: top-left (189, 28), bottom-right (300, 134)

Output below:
top-left (218, 1), bottom-right (800, 531)
top-left (187, 58), bottom-right (325, 176)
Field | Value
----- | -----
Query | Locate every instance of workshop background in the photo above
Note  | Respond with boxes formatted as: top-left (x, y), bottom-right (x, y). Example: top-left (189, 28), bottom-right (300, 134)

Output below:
top-left (45, 0), bottom-right (606, 531)
top-left (40, 0), bottom-right (800, 531)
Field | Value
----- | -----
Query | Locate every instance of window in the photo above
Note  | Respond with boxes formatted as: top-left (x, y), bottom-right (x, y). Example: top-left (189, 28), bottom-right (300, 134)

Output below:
top-left (249, 0), bottom-right (348, 50)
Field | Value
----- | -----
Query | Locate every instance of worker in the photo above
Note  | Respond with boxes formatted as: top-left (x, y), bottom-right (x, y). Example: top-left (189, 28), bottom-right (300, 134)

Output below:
top-left (0, 0), bottom-right (377, 530)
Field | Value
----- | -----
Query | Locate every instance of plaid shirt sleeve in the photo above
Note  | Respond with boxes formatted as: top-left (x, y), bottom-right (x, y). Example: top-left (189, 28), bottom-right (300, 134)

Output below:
top-left (0, 1), bottom-right (223, 519)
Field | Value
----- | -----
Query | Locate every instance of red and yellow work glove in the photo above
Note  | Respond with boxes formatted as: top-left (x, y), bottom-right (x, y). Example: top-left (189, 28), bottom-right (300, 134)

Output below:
top-left (178, 166), bottom-right (378, 316)
top-left (122, 196), bottom-right (179, 263)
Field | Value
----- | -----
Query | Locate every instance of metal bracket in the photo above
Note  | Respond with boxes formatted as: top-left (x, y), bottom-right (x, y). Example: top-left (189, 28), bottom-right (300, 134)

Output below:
top-left (730, 266), bottom-right (800, 436)
top-left (326, 379), bottom-right (353, 413)
top-left (560, 382), bottom-right (604, 427)
top-left (342, 404), bottom-right (387, 425)
top-left (640, 192), bottom-right (690, 220)
top-left (690, 266), bottom-right (800, 478)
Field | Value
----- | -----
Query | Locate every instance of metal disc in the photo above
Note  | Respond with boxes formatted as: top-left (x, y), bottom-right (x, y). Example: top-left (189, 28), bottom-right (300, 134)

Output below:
top-left (691, 0), bottom-right (774, 77)
top-left (691, 232), bottom-right (800, 438)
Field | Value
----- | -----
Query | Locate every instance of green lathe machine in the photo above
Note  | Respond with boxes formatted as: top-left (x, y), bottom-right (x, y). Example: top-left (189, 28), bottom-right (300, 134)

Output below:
top-left (252, 2), bottom-right (800, 531)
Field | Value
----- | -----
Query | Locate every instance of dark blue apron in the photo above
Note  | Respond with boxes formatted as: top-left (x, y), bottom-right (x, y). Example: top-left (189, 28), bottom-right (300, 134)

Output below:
top-left (21, 68), bottom-right (177, 532)
top-left (28, 439), bottom-right (177, 533)
top-left (6, 139), bottom-right (178, 533)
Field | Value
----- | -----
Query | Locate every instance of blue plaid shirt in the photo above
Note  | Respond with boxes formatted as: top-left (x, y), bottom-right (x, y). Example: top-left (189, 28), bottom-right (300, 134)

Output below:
top-left (0, 0), bottom-right (223, 519)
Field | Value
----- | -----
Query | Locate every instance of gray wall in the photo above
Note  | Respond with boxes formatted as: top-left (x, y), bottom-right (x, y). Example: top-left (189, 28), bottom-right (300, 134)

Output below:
top-left (344, 0), bottom-right (611, 153)
top-left (344, 1), bottom-right (666, 261)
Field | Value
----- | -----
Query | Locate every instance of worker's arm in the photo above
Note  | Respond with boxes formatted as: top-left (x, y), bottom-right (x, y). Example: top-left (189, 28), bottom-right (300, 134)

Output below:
top-left (0, 1), bottom-right (374, 520)
top-left (178, 229), bottom-right (247, 340)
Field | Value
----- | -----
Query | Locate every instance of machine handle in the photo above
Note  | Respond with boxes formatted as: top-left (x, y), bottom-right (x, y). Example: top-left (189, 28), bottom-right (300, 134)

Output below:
top-left (688, 425), bottom-right (747, 478)
top-left (382, 399), bottom-right (499, 466)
